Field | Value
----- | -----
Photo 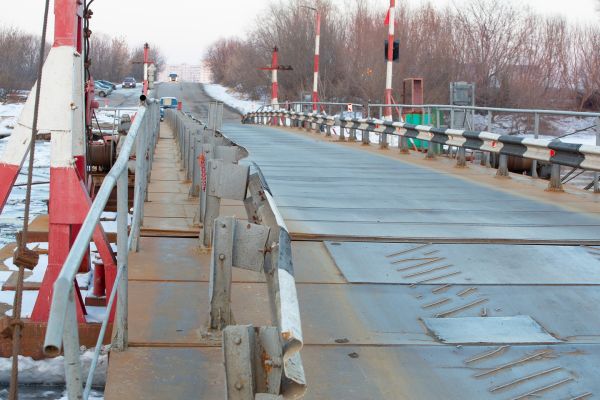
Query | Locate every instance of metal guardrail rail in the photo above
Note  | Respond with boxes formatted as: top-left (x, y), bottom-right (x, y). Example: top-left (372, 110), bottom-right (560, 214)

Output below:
top-left (244, 108), bottom-right (600, 192)
top-left (42, 99), bottom-right (160, 399)
top-left (166, 108), bottom-right (306, 398)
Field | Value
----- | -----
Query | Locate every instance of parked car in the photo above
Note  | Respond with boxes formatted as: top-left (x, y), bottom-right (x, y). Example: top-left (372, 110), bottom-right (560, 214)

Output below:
top-left (122, 77), bottom-right (137, 88)
top-left (159, 97), bottom-right (179, 121)
top-left (96, 80), bottom-right (116, 90)
top-left (94, 81), bottom-right (113, 97)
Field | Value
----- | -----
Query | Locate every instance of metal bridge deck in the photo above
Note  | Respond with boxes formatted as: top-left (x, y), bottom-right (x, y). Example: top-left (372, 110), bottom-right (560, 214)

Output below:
top-left (106, 85), bottom-right (600, 399)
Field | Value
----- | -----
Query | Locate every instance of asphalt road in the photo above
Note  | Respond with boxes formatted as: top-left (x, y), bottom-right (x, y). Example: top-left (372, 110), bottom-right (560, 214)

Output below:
top-left (155, 82), bottom-right (241, 123)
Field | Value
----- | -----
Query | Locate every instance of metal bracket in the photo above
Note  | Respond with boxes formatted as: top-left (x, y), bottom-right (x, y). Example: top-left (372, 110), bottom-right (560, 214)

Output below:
top-left (223, 325), bottom-right (283, 400)
top-left (201, 159), bottom-right (250, 247)
top-left (209, 217), bottom-right (269, 330)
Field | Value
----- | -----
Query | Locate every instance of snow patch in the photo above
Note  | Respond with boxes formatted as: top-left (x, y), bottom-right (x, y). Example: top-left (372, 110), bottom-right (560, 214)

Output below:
top-left (0, 349), bottom-right (108, 386)
top-left (203, 84), bottom-right (262, 115)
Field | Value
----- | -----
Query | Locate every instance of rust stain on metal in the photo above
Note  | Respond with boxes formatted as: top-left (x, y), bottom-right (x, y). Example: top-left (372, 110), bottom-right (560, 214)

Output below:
top-left (421, 298), bottom-right (452, 309)
top-left (410, 271), bottom-right (462, 287)
top-left (489, 366), bottom-right (562, 393)
top-left (261, 349), bottom-right (273, 375)
top-left (385, 243), bottom-right (432, 258)
top-left (473, 349), bottom-right (554, 378)
top-left (435, 298), bottom-right (488, 318)
top-left (464, 345), bottom-right (510, 365)
top-left (393, 257), bottom-right (444, 269)
top-left (432, 284), bottom-right (453, 294)
top-left (403, 264), bottom-right (453, 278)
top-left (509, 377), bottom-right (574, 400)
top-left (457, 287), bottom-right (478, 298)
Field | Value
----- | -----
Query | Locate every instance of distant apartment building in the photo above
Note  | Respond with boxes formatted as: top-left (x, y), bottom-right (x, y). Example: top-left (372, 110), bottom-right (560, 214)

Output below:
top-left (159, 62), bottom-right (212, 83)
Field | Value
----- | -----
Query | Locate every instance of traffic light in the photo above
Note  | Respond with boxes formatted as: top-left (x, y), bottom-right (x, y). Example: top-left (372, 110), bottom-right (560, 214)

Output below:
top-left (384, 40), bottom-right (400, 62)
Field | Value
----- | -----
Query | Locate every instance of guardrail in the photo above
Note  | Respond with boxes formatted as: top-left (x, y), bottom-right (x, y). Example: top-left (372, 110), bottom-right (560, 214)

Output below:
top-left (244, 109), bottom-right (600, 192)
top-left (42, 99), bottom-right (160, 399)
top-left (167, 109), bottom-right (306, 398)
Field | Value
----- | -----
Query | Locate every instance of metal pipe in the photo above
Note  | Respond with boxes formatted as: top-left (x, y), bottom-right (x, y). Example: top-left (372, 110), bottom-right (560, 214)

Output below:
top-left (112, 169), bottom-right (129, 351)
top-left (62, 288), bottom-right (83, 399)
top-left (44, 103), bottom-right (152, 355)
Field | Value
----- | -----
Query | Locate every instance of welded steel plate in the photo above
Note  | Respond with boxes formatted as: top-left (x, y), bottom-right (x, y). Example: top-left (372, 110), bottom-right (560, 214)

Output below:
top-left (422, 316), bottom-right (561, 344)
top-left (324, 241), bottom-right (600, 284)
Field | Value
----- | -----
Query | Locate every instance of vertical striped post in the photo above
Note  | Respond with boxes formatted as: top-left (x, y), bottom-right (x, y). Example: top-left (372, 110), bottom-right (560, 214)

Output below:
top-left (143, 43), bottom-right (149, 96)
top-left (382, 0), bottom-right (396, 149)
top-left (271, 47), bottom-right (279, 126)
top-left (312, 11), bottom-right (321, 113)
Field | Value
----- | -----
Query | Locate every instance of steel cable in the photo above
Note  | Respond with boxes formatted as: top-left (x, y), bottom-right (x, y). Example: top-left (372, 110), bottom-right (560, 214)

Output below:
top-left (8, 0), bottom-right (50, 398)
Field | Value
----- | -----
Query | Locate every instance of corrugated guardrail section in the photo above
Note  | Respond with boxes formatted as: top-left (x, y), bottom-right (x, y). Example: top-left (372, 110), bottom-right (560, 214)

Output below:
top-left (244, 110), bottom-right (600, 172)
top-left (167, 109), bottom-right (306, 399)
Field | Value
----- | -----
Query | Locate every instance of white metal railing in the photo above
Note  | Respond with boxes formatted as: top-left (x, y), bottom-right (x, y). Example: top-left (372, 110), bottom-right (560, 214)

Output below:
top-left (42, 99), bottom-right (160, 399)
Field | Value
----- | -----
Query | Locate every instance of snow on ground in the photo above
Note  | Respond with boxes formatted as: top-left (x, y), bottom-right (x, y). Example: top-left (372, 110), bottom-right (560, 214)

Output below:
top-left (0, 349), bottom-right (107, 386)
top-left (0, 103), bottom-right (24, 137)
top-left (203, 84), bottom-right (263, 114)
top-left (0, 138), bottom-right (50, 248)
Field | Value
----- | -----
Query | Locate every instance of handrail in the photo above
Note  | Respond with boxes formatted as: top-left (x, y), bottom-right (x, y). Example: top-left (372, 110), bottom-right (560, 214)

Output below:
top-left (366, 103), bottom-right (600, 118)
top-left (42, 99), bottom-right (160, 399)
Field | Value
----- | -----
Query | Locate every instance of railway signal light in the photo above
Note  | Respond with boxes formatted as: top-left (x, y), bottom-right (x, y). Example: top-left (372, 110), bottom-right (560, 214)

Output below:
top-left (384, 40), bottom-right (400, 62)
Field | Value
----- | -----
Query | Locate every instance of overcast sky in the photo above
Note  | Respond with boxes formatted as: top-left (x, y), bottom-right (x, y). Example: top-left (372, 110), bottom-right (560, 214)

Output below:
top-left (1, 0), bottom-right (598, 64)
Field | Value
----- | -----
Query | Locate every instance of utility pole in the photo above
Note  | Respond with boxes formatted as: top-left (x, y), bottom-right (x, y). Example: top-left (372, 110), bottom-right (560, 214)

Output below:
top-left (259, 47), bottom-right (292, 125)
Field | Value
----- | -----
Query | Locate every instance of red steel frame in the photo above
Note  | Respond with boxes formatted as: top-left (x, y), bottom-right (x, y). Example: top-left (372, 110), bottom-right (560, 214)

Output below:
top-left (26, 0), bottom-right (118, 323)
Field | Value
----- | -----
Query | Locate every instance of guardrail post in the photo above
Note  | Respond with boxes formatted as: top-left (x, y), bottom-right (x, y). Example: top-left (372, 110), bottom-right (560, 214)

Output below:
top-left (190, 132), bottom-right (203, 197)
top-left (456, 147), bottom-right (467, 168)
top-left (362, 129), bottom-right (369, 145)
top-left (223, 325), bottom-right (283, 399)
top-left (531, 113), bottom-right (540, 178)
top-left (425, 107), bottom-right (435, 159)
top-left (337, 126), bottom-right (344, 141)
top-left (483, 111), bottom-right (492, 167)
top-left (209, 216), bottom-right (235, 329)
top-left (380, 131), bottom-right (388, 149)
top-left (547, 163), bottom-right (564, 192)
top-left (349, 128), bottom-right (356, 142)
top-left (496, 154), bottom-right (510, 178)
top-left (209, 217), bottom-right (269, 330)
top-left (63, 288), bottom-right (84, 399)
top-left (112, 170), bottom-right (129, 351)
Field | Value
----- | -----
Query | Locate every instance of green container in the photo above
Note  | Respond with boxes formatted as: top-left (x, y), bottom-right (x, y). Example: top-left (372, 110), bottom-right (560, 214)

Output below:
top-left (404, 110), bottom-right (445, 152)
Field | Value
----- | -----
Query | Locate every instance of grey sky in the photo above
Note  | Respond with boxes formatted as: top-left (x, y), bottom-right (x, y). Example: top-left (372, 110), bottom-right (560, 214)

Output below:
top-left (1, 0), bottom-right (598, 64)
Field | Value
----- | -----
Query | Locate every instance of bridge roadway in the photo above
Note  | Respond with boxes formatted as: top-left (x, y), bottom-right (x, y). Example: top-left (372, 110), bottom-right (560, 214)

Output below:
top-left (106, 83), bottom-right (600, 399)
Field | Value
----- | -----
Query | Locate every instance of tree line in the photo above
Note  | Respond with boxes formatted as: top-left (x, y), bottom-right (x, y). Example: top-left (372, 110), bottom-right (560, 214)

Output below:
top-left (205, 0), bottom-right (600, 111)
top-left (0, 26), bottom-right (165, 98)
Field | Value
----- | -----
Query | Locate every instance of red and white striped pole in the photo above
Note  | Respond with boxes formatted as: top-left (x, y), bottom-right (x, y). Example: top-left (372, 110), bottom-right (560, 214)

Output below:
top-left (143, 43), bottom-right (149, 96)
top-left (271, 47), bottom-right (280, 125)
top-left (312, 11), bottom-right (321, 112)
top-left (271, 47), bottom-right (279, 109)
top-left (384, 0), bottom-right (396, 122)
